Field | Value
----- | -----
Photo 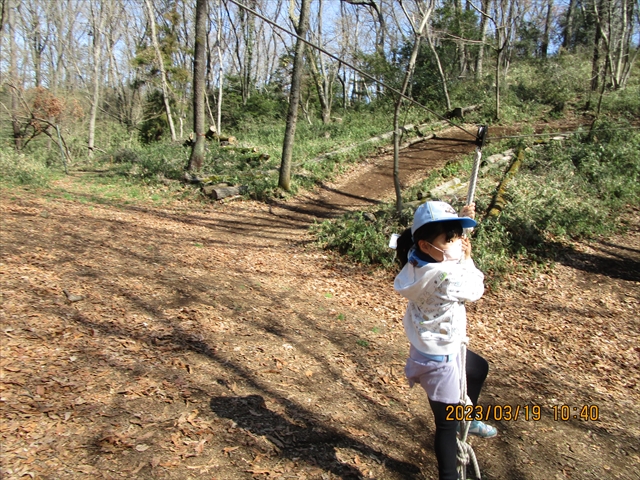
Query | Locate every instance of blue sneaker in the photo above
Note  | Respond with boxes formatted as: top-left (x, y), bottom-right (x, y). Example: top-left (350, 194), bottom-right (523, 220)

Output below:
top-left (468, 420), bottom-right (497, 438)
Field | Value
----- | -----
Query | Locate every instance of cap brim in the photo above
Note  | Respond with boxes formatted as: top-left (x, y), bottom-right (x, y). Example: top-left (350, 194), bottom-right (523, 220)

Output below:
top-left (425, 216), bottom-right (477, 228)
top-left (459, 217), bottom-right (477, 228)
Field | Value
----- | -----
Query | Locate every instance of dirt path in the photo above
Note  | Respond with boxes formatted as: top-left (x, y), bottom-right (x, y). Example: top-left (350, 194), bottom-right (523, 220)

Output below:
top-left (274, 125), bottom-right (479, 221)
top-left (1, 124), bottom-right (639, 480)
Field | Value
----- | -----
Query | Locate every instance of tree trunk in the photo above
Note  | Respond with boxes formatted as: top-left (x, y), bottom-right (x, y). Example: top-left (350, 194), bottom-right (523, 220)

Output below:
top-left (475, 0), bottom-right (490, 79)
top-left (144, 0), bottom-right (177, 142)
top-left (393, 0), bottom-right (433, 214)
top-left (426, 25), bottom-right (451, 110)
top-left (279, 0), bottom-right (311, 192)
top-left (8, 0), bottom-right (22, 150)
top-left (613, 0), bottom-right (629, 88)
top-left (308, 0), bottom-right (333, 125)
top-left (454, 0), bottom-right (467, 76)
top-left (562, 0), bottom-right (575, 50)
top-left (393, 36), bottom-right (422, 214)
top-left (541, 0), bottom-right (553, 58)
top-left (495, 47), bottom-right (502, 121)
top-left (216, 0), bottom-right (224, 134)
top-left (619, 0), bottom-right (638, 89)
top-left (189, 0), bottom-right (207, 172)
top-left (337, 65), bottom-right (348, 110)
top-left (593, 0), bottom-right (635, 90)
top-left (308, 48), bottom-right (333, 124)
top-left (88, 2), bottom-right (106, 158)
top-left (590, 4), bottom-right (603, 94)
top-left (27, 4), bottom-right (45, 89)
top-left (240, 0), bottom-right (256, 105)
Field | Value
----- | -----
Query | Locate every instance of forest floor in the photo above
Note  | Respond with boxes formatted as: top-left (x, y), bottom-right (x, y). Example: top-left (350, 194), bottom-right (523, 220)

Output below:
top-left (1, 120), bottom-right (639, 480)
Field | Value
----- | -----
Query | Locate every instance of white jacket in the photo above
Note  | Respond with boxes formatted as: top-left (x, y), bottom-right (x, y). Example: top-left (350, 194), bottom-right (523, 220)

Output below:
top-left (394, 251), bottom-right (485, 356)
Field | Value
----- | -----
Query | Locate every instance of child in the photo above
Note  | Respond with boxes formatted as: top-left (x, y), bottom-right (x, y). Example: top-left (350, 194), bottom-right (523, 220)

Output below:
top-left (394, 201), bottom-right (495, 480)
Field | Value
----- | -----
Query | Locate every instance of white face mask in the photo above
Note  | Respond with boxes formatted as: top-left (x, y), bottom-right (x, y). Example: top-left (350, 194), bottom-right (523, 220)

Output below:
top-left (429, 239), bottom-right (463, 262)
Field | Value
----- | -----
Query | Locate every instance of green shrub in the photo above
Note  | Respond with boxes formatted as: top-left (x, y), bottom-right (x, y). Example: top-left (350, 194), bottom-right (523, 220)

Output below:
top-left (311, 209), bottom-right (402, 267)
top-left (510, 56), bottom-right (590, 114)
top-left (112, 149), bottom-right (141, 163)
top-left (0, 149), bottom-right (55, 187)
top-left (139, 90), bottom-right (174, 144)
top-left (472, 120), bottom-right (639, 280)
top-left (104, 143), bottom-right (187, 182)
top-left (599, 84), bottom-right (640, 118)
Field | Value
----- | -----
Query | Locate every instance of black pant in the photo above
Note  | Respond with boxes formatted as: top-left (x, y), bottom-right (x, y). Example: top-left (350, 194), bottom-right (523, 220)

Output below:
top-left (427, 349), bottom-right (489, 480)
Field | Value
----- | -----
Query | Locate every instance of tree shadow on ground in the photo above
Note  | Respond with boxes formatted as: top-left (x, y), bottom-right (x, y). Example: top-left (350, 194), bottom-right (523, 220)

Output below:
top-left (209, 394), bottom-right (420, 479)
top-left (557, 240), bottom-right (640, 282)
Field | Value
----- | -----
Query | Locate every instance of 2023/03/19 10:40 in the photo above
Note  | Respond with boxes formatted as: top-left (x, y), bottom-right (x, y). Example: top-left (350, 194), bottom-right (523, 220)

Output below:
top-left (552, 405), bottom-right (600, 421)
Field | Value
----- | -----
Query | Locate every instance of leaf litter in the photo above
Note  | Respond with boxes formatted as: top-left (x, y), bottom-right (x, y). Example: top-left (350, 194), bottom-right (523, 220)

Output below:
top-left (1, 133), bottom-right (639, 479)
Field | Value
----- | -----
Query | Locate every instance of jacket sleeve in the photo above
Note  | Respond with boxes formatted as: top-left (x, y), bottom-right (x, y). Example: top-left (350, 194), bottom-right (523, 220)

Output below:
top-left (434, 261), bottom-right (485, 303)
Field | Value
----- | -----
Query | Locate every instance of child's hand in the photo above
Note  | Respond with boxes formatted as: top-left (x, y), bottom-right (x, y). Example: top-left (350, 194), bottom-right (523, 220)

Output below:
top-left (459, 203), bottom-right (476, 219)
top-left (462, 236), bottom-right (472, 260)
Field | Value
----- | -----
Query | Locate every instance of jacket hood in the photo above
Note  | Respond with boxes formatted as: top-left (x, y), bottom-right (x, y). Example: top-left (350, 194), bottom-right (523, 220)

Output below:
top-left (394, 262), bottom-right (442, 303)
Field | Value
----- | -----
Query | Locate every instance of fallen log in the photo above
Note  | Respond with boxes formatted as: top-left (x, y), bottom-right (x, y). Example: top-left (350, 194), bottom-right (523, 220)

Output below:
top-left (206, 126), bottom-right (237, 145)
top-left (305, 121), bottom-right (446, 165)
top-left (183, 127), bottom-right (238, 147)
top-left (202, 184), bottom-right (248, 200)
top-left (444, 104), bottom-right (480, 120)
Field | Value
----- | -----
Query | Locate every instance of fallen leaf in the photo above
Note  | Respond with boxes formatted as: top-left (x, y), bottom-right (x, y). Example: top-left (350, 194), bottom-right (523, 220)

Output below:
top-left (246, 468), bottom-right (271, 475)
top-left (63, 290), bottom-right (84, 302)
top-left (195, 437), bottom-right (208, 455)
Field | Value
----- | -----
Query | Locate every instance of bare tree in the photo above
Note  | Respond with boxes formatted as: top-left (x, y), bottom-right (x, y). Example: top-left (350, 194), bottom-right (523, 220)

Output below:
top-left (308, 0), bottom-right (337, 124)
top-left (593, 0), bottom-right (638, 90)
top-left (454, 0), bottom-right (468, 76)
top-left (279, 0), bottom-right (312, 191)
top-left (88, 1), bottom-right (107, 157)
top-left (20, 0), bottom-right (49, 88)
top-left (541, 0), bottom-right (554, 58)
top-left (562, 0), bottom-right (576, 50)
top-left (7, 0), bottom-right (23, 150)
top-left (144, 0), bottom-right (177, 141)
top-left (188, 0), bottom-right (207, 171)
top-left (344, 0), bottom-right (385, 57)
top-left (215, 0), bottom-right (224, 134)
top-left (239, 0), bottom-right (256, 104)
top-left (475, 0), bottom-right (490, 78)
top-left (393, 0), bottom-right (434, 213)
top-left (471, 0), bottom-right (518, 120)
top-left (425, 17), bottom-right (451, 110)
top-left (343, 0), bottom-right (386, 95)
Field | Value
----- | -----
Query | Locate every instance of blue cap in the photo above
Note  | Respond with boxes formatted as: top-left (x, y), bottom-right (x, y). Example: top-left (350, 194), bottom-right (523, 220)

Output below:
top-left (411, 201), bottom-right (477, 234)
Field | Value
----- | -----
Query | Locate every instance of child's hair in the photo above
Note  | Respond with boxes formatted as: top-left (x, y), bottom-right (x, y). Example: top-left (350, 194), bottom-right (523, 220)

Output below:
top-left (396, 220), bottom-right (464, 268)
